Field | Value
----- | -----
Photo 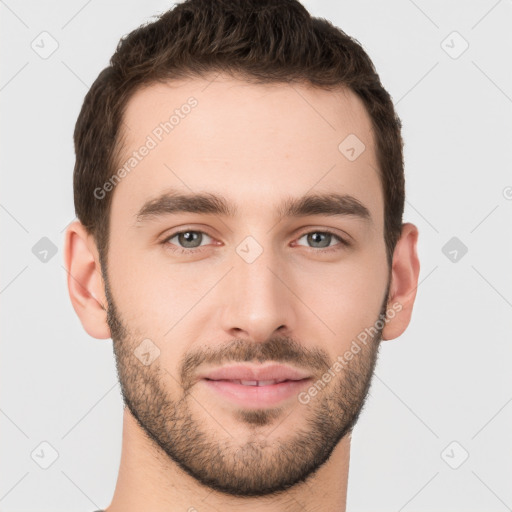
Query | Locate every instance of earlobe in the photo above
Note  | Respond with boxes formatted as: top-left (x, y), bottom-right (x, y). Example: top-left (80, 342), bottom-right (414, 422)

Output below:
top-left (63, 221), bottom-right (111, 340)
top-left (381, 222), bottom-right (420, 341)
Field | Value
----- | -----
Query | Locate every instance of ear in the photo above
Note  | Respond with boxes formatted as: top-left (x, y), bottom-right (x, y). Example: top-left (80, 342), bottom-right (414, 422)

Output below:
top-left (381, 222), bottom-right (420, 341)
top-left (63, 220), bottom-right (111, 339)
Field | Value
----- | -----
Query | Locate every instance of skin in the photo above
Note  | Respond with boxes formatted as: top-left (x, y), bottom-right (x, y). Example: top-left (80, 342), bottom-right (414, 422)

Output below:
top-left (64, 74), bottom-right (420, 512)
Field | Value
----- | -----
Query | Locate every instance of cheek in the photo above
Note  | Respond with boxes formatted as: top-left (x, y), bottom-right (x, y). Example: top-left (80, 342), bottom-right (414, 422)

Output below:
top-left (295, 250), bottom-right (388, 342)
top-left (107, 239), bottom-right (178, 336)
top-left (107, 242), bottom-right (222, 360)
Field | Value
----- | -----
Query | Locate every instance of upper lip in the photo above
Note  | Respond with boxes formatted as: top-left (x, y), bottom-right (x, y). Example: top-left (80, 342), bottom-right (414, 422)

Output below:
top-left (198, 363), bottom-right (312, 382)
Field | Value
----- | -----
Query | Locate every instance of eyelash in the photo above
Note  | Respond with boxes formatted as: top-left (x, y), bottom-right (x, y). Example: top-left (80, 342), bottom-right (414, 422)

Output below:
top-left (161, 228), bottom-right (350, 255)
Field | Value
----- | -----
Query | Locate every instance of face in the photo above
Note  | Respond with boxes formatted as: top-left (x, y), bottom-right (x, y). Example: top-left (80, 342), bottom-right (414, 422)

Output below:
top-left (102, 75), bottom-right (391, 496)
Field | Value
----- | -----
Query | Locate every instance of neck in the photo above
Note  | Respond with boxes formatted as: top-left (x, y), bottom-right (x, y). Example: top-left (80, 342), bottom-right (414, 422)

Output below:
top-left (105, 408), bottom-right (351, 512)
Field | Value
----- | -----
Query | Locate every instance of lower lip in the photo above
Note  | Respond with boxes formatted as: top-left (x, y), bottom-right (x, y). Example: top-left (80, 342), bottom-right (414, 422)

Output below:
top-left (201, 378), bottom-right (312, 408)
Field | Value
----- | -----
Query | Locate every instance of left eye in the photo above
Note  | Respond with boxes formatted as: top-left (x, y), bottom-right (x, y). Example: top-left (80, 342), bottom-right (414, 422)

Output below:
top-left (295, 231), bottom-right (346, 249)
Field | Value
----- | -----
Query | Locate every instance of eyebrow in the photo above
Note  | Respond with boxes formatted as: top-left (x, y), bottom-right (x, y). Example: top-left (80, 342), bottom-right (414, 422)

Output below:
top-left (135, 189), bottom-right (371, 225)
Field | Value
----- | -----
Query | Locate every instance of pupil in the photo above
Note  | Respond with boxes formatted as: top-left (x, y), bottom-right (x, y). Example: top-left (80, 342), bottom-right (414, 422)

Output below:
top-left (309, 232), bottom-right (329, 248)
top-left (180, 231), bottom-right (200, 248)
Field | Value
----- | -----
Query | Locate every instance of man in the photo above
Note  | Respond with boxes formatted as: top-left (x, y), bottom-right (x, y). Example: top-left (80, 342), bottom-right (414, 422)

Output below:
top-left (64, 0), bottom-right (420, 510)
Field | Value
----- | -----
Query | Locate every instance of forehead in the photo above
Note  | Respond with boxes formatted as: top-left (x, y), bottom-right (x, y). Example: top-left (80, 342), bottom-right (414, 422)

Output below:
top-left (111, 74), bottom-right (382, 223)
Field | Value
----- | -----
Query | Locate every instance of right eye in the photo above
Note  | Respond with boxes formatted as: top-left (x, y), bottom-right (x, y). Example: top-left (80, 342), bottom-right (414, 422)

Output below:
top-left (162, 230), bottom-right (215, 254)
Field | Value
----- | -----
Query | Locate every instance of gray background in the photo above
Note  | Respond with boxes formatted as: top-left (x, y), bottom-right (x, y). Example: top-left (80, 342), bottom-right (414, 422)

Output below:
top-left (1, 0), bottom-right (511, 510)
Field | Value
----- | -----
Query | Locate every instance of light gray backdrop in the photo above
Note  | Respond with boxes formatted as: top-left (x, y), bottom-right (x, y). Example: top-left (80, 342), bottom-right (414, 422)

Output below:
top-left (1, 0), bottom-right (511, 510)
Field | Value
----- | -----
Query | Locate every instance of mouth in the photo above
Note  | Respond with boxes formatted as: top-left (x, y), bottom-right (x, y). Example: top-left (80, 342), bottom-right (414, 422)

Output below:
top-left (198, 362), bottom-right (312, 383)
top-left (197, 364), bottom-right (313, 408)
top-left (204, 378), bottom-right (297, 386)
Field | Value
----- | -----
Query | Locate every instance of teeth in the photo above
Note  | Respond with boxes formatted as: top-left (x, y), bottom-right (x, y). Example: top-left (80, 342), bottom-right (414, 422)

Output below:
top-left (235, 379), bottom-right (285, 386)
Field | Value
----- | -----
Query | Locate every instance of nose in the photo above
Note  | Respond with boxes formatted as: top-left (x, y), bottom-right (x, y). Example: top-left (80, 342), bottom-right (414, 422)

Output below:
top-left (218, 242), bottom-right (297, 343)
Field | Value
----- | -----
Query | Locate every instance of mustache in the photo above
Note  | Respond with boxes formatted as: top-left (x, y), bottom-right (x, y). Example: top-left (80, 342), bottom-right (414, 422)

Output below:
top-left (179, 336), bottom-right (331, 390)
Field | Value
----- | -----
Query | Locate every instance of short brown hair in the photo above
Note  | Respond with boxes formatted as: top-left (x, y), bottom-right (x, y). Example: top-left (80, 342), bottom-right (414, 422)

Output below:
top-left (73, 0), bottom-right (405, 270)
